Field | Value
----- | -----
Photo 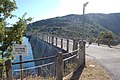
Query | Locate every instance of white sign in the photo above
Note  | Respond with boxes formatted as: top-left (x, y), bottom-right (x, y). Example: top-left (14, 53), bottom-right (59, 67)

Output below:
top-left (13, 44), bottom-right (28, 56)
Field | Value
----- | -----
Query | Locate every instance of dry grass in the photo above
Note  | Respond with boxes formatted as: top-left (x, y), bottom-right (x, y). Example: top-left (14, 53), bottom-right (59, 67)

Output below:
top-left (63, 56), bottom-right (112, 80)
top-left (115, 44), bottom-right (120, 48)
top-left (63, 62), bottom-right (78, 77)
top-left (79, 56), bottom-right (112, 80)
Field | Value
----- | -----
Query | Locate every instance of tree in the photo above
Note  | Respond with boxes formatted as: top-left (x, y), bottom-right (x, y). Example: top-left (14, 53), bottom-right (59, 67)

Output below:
top-left (97, 31), bottom-right (114, 47)
top-left (0, 0), bottom-right (32, 79)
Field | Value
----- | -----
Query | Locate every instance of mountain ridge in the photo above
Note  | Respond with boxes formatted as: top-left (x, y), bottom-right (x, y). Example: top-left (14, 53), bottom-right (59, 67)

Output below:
top-left (27, 13), bottom-right (120, 38)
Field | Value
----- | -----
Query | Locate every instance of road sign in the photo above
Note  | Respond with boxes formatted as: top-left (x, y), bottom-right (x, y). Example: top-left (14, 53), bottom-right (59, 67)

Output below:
top-left (13, 44), bottom-right (28, 55)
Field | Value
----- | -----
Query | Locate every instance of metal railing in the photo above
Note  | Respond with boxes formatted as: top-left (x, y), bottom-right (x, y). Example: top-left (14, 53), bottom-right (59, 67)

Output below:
top-left (1, 34), bottom-right (86, 80)
top-left (12, 48), bottom-right (81, 80)
top-left (12, 55), bottom-right (57, 80)
top-left (63, 48), bottom-right (80, 77)
top-left (34, 33), bottom-right (74, 52)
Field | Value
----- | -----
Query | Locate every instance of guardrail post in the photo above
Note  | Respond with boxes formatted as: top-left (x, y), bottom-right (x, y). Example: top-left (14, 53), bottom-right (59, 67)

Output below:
top-left (56, 37), bottom-right (57, 46)
top-left (44, 35), bottom-right (46, 41)
top-left (61, 38), bottom-right (63, 49)
top-left (56, 52), bottom-right (63, 80)
top-left (79, 40), bottom-right (86, 65)
top-left (52, 36), bottom-right (54, 45)
top-left (42, 35), bottom-right (44, 40)
top-left (39, 34), bottom-right (41, 38)
top-left (46, 35), bottom-right (47, 41)
top-left (73, 39), bottom-right (78, 54)
top-left (47, 36), bottom-right (48, 42)
top-left (66, 39), bottom-right (69, 52)
top-left (5, 60), bottom-right (12, 80)
top-left (49, 36), bottom-right (51, 43)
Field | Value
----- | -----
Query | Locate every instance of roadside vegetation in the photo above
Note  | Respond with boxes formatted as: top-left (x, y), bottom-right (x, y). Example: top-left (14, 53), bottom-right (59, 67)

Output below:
top-left (97, 31), bottom-right (114, 47)
top-left (0, 0), bottom-right (31, 79)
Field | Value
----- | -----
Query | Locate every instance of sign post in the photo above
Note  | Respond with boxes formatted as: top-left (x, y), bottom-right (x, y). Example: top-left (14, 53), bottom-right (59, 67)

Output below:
top-left (13, 44), bottom-right (28, 80)
top-left (20, 55), bottom-right (22, 80)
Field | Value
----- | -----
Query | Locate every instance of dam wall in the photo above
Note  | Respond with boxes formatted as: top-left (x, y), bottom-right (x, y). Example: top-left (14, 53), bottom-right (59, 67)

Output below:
top-left (29, 35), bottom-right (66, 66)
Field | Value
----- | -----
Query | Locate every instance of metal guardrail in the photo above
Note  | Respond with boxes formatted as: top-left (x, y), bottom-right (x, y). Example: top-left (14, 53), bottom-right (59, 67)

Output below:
top-left (12, 55), bottom-right (57, 65)
top-left (12, 48), bottom-right (80, 80)
top-left (12, 56), bottom-right (56, 79)
top-left (12, 49), bottom-right (79, 79)
top-left (34, 34), bottom-right (74, 52)
top-left (2, 34), bottom-right (86, 80)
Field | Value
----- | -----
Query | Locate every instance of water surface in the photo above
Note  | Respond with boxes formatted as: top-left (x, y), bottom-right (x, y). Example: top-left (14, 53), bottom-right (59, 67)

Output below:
top-left (12, 37), bottom-right (35, 70)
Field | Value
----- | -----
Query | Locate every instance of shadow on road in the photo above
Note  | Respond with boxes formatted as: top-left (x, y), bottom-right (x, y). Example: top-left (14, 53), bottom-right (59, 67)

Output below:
top-left (70, 65), bottom-right (84, 80)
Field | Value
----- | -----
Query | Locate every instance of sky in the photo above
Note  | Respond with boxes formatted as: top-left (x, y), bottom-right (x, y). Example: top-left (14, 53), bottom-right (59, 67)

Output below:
top-left (9, 0), bottom-right (120, 23)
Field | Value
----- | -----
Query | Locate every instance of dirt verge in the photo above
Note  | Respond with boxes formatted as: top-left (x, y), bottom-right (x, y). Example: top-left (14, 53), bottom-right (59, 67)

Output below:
top-left (79, 56), bottom-right (112, 80)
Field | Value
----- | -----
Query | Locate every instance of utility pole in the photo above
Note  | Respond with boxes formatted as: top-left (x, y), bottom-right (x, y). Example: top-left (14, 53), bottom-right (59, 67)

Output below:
top-left (82, 2), bottom-right (89, 41)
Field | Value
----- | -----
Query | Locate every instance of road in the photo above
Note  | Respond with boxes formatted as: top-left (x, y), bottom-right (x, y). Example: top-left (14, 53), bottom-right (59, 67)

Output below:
top-left (86, 43), bottom-right (120, 80)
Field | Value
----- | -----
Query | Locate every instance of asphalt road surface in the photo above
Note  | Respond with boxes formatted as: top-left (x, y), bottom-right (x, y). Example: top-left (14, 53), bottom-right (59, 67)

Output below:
top-left (86, 43), bottom-right (120, 80)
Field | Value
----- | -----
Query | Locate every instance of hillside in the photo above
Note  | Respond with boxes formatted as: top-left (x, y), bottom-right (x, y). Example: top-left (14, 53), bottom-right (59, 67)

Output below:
top-left (27, 13), bottom-right (120, 39)
top-left (86, 13), bottom-right (120, 36)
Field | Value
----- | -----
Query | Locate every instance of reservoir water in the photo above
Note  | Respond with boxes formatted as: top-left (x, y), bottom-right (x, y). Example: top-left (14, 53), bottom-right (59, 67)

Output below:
top-left (12, 37), bottom-right (35, 70)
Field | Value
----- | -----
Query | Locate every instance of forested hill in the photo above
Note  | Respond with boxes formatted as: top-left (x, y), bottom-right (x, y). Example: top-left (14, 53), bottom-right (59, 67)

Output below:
top-left (85, 13), bottom-right (120, 36)
top-left (27, 13), bottom-right (120, 38)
